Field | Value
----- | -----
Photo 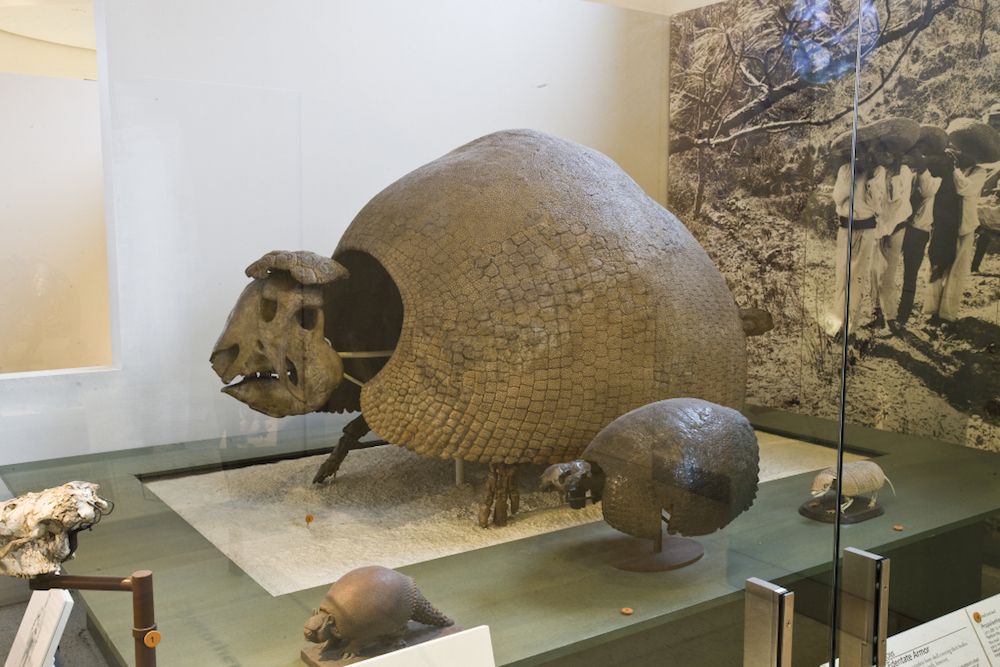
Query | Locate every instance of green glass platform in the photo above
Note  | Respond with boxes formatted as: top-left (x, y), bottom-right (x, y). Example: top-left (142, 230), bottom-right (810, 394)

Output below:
top-left (1, 407), bottom-right (997, 666)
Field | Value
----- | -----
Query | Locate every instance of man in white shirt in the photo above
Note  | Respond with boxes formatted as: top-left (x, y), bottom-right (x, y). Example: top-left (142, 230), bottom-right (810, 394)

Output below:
top-left (926, 155), bottom-right (1000, 321)
top-left (869, 156), bottom-right (913, 330)
top-left (971, 107), bottom-right (1000, 273)
top-left (825, 152), bottom-right (885, 337)
top-left (972, 187), bottom-right (999, 273)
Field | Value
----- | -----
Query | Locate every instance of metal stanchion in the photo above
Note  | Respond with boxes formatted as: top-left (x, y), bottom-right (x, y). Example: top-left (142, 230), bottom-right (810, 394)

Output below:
top-left (30, 570), bottom-right (159, 667)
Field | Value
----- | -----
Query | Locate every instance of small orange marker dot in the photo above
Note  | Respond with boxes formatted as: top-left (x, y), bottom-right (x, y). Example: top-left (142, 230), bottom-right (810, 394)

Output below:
top-left (621, 607), bottom-right (634, 616)
top-left (973, 611), bottom-right (982, 623)
top-left (305, 514), bottom-right (315, 526)
top-left (892, 524), bottom-right (904, 532)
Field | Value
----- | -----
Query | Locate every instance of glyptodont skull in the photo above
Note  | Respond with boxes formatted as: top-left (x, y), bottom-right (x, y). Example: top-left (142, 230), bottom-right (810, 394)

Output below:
top-left (210, 250), bottom-right (349, 417)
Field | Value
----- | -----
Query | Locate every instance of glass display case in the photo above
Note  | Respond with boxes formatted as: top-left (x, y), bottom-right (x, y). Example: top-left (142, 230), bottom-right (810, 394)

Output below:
top-left (0, 1), bottom-right (997, 666)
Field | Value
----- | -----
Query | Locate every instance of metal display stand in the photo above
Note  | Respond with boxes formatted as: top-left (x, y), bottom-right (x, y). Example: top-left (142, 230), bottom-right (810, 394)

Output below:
top-left (29, 570), bottom-right (159, 667)
top-left (743, 577), bottom-right (794, 667)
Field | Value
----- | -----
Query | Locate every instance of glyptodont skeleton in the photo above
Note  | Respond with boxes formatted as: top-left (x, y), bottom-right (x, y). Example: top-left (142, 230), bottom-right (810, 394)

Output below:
top-left (211, 129), bottom-right (755, 527)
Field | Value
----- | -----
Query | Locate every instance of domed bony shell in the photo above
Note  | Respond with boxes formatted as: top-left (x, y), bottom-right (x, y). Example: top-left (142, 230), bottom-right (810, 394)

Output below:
top-left (583, 398), bottom-right (759, 539)
top-left (332, 130), bottom-right (748, 465)
top-left (304, 565), bottom-right (452, 657)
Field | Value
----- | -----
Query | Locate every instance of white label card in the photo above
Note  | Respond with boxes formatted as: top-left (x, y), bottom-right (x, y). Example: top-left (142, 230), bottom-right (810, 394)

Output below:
top-left (881, 593), bottom-right (1000, 667)
top-left (4, 589), bottom-right (74, 667)
top-left (821, 594), bottom-right (1000, 667)
top-left (886, 611), bottom-right (985, 667)
top-left (363, 625), bottom-right (495, 667)
top-left (968, 595), bottom-right (1000, 664)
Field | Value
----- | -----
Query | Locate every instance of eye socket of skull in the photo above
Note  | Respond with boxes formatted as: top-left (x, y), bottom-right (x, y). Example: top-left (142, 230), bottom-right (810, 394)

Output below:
top-left (297, 306), bottom-right (319, 330)
top-left (261, 298), bottom-right (278, 322)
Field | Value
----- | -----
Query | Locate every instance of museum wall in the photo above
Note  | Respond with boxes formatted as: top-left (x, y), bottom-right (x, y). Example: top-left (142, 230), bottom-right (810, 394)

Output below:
top-left (0, 73), bottom-right (111, 375)
top-left (0, 0), bottom-right (668, 463)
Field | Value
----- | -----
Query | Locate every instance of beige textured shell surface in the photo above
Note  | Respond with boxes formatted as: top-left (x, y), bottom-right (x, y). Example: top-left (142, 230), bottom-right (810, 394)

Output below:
top-left (815, 460), bottom-right (888, 496)
top-left (337, 129), bottom-right (747, 465)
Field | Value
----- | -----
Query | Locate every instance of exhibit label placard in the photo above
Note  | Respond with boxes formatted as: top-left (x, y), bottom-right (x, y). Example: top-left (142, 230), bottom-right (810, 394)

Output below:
top-left (4, 588), bottom-right (73, 667)
top-left (885, 609), bottom-right (985, 667)
top-left (968, 594), bottom-right (1000, 664)
top-left (364, 625), bottom-right (495, 667)
top-left (821, 594), bottom-right (1000, 667)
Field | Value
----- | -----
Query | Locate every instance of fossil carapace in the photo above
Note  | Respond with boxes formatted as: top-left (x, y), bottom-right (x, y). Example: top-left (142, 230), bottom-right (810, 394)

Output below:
top-left (211, 129), bottom-right (754, 526)
top-left (541, 398), bottom-right (760, 541)
top-left (303, 565), bottom-right (452, 660)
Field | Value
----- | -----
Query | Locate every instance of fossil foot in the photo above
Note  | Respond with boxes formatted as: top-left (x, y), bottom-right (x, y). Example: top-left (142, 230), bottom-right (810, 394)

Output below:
top-left (478, 463), bottom-right (520, 527)
top-left (313, 414), bottom-right (372, 484)
top-left (312, 441), bottom-right (350, 484)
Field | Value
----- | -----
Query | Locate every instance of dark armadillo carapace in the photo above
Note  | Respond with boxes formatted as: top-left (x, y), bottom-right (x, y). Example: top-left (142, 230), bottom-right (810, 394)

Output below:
top-left (211, 129), bottom-right (752, 526)
top-left (551, 398), bottom-right (760, 541)
top-left (303, 566), bottom-right (452, 659)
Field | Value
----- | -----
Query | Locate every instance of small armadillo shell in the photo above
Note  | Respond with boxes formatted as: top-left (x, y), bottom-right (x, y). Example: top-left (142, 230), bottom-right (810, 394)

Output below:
top-left (584, 398), bottom-right (759, 537)
top-left (321, 566), bottom-right (412, 645)
top-left (838, 460), bottom-right (886, 496)
top-left (338, 129), bottom-right (747, 465)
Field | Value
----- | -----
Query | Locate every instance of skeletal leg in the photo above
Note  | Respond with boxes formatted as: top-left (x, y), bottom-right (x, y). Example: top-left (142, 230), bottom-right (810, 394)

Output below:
top-left (867, 492), bottom-right (878, 509)
top-left (840, 496), bottom-right (855, 514)
top-left (477, 464), bottom-right (519, 527)
top-left (478, 469), bottom-right (497, 528)
top-left (313, 414), bottom-right (374, 484)
top-left (510, 468), bottom-right (520, 516)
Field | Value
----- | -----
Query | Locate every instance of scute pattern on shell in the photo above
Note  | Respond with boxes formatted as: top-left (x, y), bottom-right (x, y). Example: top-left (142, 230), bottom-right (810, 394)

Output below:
top-left (584, 398), bottom-right (759, 538)
top-left (338, 130), bottom-right (747, 465)
top-left (318, 566), bottom-right (450, 649)
top-left (601, 473), bottom-right (662, 540)
top-left (245, 250), bottom-right (349, 285)
top-left (815, 460), bottom-right (889, 497)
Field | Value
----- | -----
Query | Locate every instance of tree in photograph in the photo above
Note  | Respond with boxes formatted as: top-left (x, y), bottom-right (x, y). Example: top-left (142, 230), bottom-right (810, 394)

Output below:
top-left (956, 0), bottom-right (993, 58)
top-left (671, 0), bottom-right (957, 216)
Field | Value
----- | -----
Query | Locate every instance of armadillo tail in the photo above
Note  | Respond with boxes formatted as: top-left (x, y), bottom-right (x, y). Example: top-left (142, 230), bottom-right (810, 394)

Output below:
top-left (884, 474), bottom-right (897, 496)
top-left (410, 589), bottom-right (453, 627)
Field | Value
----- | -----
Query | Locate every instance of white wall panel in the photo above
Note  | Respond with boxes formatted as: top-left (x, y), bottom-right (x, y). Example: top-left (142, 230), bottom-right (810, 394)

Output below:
top-left (0, 0), bottom-right (668, 463)
top-left (0, 74), bottom-right (110, 375)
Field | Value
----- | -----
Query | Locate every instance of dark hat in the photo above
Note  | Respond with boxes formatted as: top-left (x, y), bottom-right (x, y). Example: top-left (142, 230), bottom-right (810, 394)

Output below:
top-left (830, 117), bottom-right (920, 155)
top-left (915, 126), bottom-right (950, 155)
top-left (948, 118), bottom-right (1000, 164)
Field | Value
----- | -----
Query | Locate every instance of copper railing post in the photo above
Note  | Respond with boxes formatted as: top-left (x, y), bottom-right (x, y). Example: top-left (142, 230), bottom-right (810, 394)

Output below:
top-left (130, 570), bottom-right (157, 667)
top-left (29, 570), bottom-right (158, 667)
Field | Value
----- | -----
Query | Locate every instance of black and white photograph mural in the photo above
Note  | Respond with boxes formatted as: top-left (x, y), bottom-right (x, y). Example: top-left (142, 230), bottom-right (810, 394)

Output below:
top-left (669, 0), bottom-right (1000, 450)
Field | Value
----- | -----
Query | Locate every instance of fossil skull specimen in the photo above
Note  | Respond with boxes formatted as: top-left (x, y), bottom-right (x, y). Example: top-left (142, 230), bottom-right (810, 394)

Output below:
top-left (0, 481), bottom-right (112, 577)
top-left (210, 251), bottom-right (352, 417)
